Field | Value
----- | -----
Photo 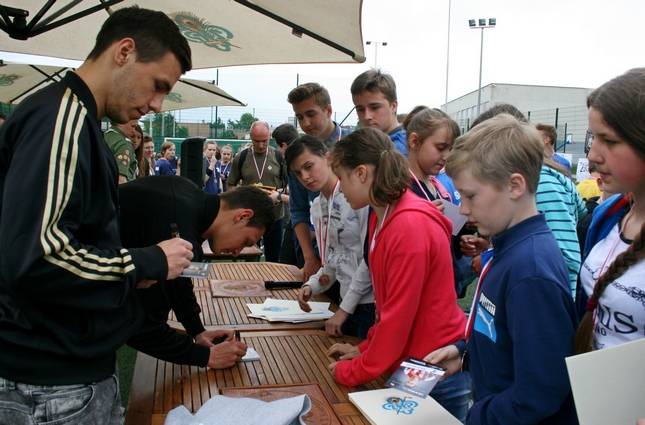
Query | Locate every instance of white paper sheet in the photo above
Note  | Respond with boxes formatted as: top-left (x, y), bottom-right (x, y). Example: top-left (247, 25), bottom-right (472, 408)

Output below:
top-left (246, 300), bottom-right (333, 323)
top-left (566, 338), bottom-right (645, 425)
top-left (441, 201), bottom-right (468, 236)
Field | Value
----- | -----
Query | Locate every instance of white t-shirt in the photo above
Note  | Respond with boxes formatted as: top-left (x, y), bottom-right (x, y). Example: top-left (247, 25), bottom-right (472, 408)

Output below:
top-left (580, 223), bottom-right (645, 350)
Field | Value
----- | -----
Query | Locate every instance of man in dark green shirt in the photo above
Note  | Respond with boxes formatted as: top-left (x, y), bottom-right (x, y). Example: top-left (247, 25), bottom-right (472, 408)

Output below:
top-left (104, 119), bottom-right (139, 183)
top-left (228, 121), bottom-right (287, 262)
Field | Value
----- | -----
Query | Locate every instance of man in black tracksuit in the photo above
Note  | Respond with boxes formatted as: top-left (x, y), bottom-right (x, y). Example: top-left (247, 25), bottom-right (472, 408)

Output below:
top-left (0, 8), bottom-right (194, 424)
top-left (120, 176), bottom-right (274, 368)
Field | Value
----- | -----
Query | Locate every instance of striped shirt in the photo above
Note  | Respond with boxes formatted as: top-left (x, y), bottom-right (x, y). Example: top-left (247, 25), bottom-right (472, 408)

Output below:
top-left (536, 165), bottom-right (587, 295)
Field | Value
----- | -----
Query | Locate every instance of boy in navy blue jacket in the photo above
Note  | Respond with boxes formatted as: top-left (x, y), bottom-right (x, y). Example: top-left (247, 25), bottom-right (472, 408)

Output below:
top-left (426, 114), bottom-right (579, 425)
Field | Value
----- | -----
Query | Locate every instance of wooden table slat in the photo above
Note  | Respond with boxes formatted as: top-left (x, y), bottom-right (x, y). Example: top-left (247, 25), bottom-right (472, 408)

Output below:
top-left (129, 263), bottom-right (374, 425)
top-left (128, 330), bottom-right (381, 424)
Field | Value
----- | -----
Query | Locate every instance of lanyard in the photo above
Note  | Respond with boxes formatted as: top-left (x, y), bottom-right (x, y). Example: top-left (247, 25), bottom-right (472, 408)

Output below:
top-left (370, 204), bottom-right (391, 253)
top-left (464, 249), bottom-right (493, 340)
top-left (219, 161), bottom-right (231, 175)
top-left (251, 147), bottom-right (269, 181)
top-left (409, 170), bottom-right (435, 201)
top-left (317, 180), bottom-right (340, 266)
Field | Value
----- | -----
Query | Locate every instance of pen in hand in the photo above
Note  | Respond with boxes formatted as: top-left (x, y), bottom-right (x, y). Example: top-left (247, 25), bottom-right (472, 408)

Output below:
top-left (170, 223), bottom-right (180, 238)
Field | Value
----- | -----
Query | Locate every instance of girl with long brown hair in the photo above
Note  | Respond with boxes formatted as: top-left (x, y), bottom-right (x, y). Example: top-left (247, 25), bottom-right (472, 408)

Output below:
top-left (326, 127), bottom-right (471, 422)
top-left (575, 68), bottom-right (645, 353)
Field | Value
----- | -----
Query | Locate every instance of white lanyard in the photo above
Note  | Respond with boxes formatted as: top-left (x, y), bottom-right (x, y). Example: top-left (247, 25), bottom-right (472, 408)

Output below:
top-left (409, 169), bottom-right (436, 202)
top-left (219, 161), bottom-right (231, 175)
top-left (370, 204), bottom-right (391, 253)
top-left (317, 180), bottom-right (340, 266)
top-left (251, 147), bottom-right (269, 181)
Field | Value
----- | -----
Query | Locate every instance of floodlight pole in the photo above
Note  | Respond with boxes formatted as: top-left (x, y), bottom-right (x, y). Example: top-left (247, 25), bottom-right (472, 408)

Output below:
top-left (469, 18), bottom-right (495, 117)
top-left (365, 40), bottom-right (387, 68)
top-left (444, 0), bottom-right (451, 111)
top-left (477, 27), bottom-right (484, 117)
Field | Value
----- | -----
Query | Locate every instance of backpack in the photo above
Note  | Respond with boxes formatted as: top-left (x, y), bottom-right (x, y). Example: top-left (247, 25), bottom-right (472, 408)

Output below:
top-left (237, 147), bottom-right (287, 189)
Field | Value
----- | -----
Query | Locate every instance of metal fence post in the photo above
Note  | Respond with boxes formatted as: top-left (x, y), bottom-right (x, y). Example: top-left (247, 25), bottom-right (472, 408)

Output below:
top-left (554, 107), bottom-right (559, 129)
top-left (562, 122), bottom-right (567, 153)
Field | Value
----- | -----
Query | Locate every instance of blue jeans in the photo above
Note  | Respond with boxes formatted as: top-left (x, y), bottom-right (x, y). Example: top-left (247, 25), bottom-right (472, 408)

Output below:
top-left (430, 371), bottom-right (472, 424)
top-left (0, 375), bottom-right (123, 425)
top-left (341, 303), bottom-right (376, 339)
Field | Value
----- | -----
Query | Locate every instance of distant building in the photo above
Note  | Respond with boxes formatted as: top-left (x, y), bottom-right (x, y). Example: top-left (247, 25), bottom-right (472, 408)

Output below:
top-left (443, 83), bottom-right (593, 163)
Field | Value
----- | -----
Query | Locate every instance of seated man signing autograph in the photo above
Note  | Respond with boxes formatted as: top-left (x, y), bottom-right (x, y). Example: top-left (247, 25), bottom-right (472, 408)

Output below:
top-left (119, 176), bottom-right (275, 368)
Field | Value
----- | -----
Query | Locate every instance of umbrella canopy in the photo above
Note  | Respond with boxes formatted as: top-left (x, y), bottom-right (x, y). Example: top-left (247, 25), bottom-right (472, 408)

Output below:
top-left (0, 62), bottom-right (68, 103)
top-left (0, 62), bottom-right (245, 110)
top-left (165, 77), bottom-right (245, 109)
top-left (0, 0), bottom-right (366, 68)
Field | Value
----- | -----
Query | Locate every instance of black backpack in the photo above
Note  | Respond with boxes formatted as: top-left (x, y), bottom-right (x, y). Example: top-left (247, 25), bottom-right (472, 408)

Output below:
top-left (237, 147), bottom-right (287, 189)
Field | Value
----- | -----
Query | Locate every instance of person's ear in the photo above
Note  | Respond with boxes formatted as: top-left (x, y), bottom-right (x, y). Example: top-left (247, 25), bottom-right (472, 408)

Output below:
top-left (408, 132), bottom-right (419, 150)
top-left (235, 208), bottom-right (254, 225)
top-left (390, 99), bottom-right (398, 114)
top-left (508, 172), bottom-right (527, 199)
top-left (114, 38), bottom-right (136, 67)
top-left (355, 165), bottom-right (369, 183)
top-left (324, 104), bottom-right (332, 119)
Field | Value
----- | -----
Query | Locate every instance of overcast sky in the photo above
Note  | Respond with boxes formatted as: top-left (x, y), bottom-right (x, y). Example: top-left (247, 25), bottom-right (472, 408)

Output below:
top-left (1, 0), bottom-right (644, 126)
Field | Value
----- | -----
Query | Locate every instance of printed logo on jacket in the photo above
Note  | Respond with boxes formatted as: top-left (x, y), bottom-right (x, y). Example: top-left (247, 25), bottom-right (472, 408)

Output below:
top-left (474, 292), bottom-right (497, 342)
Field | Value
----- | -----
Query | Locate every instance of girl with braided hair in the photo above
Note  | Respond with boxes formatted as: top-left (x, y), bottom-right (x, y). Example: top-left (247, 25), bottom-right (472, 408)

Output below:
top-left (575, 68), bottom-right (645, 353)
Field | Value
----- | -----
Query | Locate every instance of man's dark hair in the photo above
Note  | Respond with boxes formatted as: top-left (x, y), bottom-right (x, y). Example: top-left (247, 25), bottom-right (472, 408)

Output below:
top-left (470, 103), bottom-right (527, 129)
top-left (350, 69), bottom-right (398, 103)
top-left (220, 186), bottom-right (275, 231)
top-left (272, 123), bottom-right (299, 147)
top-left (87, 6), bottom-right (192, 73)
top-left (0, 112), bottom-right (6, 120)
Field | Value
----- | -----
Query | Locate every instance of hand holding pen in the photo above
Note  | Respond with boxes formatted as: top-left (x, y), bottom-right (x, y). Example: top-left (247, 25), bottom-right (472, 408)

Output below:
top-left (156, 223), bottom-right (193, 280)
top-left (206, 329), bottom-right (247, 369)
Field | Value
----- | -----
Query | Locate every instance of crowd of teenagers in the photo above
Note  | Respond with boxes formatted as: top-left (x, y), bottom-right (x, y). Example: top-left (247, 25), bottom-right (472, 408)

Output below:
top-left (286, 69), bottom-right (645, 424)
top-left (0, 5), bottom-right (643, 425)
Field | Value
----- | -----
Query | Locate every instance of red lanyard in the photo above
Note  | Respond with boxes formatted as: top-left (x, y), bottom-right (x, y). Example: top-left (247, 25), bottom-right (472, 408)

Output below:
top-left (464, 253), bottom-right (493, 340)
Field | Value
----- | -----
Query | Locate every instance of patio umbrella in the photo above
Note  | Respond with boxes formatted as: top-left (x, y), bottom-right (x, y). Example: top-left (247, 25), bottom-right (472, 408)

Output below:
top-left (0, 61), bottom-right (68, 103)
top-left (0, 0), bottom-right (366, 68)
top-left (0, 62), bottom-right (245, 110)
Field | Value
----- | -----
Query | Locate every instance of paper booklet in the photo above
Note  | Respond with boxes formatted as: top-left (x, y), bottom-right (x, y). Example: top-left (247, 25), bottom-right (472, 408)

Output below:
top-left (348, 388), bottom-right (461, 425)
top-left (246, 298), bottom-right (333, 323)
top-left (566, 338), bottom-right (645, 425)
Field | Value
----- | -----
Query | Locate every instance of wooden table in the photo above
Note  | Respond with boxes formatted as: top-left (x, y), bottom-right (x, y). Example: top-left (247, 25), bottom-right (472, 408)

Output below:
top-left (126, 329), bottom-right (383, 425)
top-left (168, 262), bottom-right (327, 332)
top-left (126, 262), bottom-right (370, 424)
top-left (201, 241), bottom-right (263, 262)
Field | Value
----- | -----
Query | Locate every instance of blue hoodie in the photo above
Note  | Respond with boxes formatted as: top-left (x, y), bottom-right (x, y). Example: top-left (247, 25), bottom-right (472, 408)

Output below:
top-left (467, 214), bottom-right (579, 425)
top-left (575, 193), bottom-right (630, 319)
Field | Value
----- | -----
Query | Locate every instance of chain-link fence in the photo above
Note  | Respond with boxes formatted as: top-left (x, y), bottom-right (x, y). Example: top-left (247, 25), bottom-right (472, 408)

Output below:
top-left (455, 104), bottom-right (589, 166)
top-left (140, 105), bottom-right (359, 156)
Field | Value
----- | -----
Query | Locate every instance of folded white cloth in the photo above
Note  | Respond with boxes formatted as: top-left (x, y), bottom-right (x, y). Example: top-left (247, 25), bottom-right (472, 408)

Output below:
top-left (164, 394), bottom-right (311, 425)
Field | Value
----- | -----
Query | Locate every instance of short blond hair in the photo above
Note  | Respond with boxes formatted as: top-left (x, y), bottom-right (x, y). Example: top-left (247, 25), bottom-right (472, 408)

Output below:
top-left (446, 114), bottom-right (543, 193)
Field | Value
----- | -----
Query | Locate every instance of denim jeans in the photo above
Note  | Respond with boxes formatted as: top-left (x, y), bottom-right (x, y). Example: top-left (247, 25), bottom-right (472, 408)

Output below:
top-left (430, 371), bottom-right (472, 424)
top-left (341, 303), bottom-right (376, 340)
top-left (0, 374), bottom-right (123, 425)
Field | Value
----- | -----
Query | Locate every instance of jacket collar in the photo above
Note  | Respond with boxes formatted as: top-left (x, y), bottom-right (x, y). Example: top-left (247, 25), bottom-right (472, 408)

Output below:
top-left (64, 71), bottom-right (99, 121)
